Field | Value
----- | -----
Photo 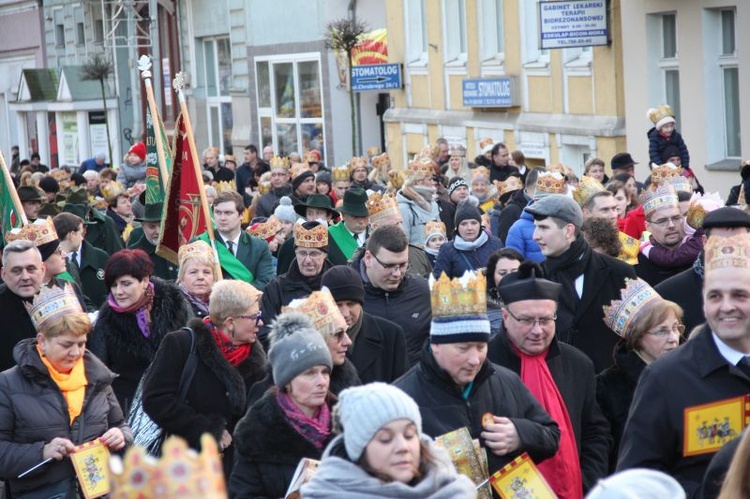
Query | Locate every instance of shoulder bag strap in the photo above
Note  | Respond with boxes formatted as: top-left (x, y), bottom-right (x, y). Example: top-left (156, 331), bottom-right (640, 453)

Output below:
top-left (177, 327), bottom-right (198, 401)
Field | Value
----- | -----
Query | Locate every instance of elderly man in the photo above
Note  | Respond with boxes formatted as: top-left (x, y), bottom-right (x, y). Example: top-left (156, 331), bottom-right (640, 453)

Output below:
top-left (321, 265), bottom-right (408, 383)
top-left (262, 145), bottom-right (274, 163)
top-left (617, 233), bottom-right (750, 497)
top-left (488, 262), bottom-right (611, 496)
top-left (526, 194), bottom-right (636, 372)
top-left (328, 188), bottom-right (369, 265)
top-left (395, 271), bottom-right (560, 476)
top-left (276, 193), bottom-right (338, 275)
top-left (79, 152), bottom-right (107, 173)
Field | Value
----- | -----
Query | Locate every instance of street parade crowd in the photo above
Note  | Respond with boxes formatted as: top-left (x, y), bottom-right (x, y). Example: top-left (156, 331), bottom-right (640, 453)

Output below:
top-left (0, 101), bottom-right (749, 498)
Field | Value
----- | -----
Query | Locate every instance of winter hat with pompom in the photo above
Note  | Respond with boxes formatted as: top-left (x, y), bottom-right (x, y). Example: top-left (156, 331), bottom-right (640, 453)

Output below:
top-left (274, 196), bottom-right (298, 224)
top-left (267, 312), bottom-right (332, 388)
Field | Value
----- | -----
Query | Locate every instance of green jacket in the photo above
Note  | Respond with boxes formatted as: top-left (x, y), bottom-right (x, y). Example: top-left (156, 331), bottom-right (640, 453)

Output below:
top-left (127, 235), bottom-right (178, 281)
top-left (74, 240), bottom-right (111, 308)
top-left (85, 208), bottom-right (124, 255)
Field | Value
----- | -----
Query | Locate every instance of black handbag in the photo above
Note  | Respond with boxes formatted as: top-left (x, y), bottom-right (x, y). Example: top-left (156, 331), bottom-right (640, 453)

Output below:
top-left (127, 327), bottom-right (198, 456)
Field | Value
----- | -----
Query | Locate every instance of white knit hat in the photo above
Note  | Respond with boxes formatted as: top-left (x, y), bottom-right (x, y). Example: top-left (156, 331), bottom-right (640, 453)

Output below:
top-left (586, 469), bottom-right (685, 499)
top-left (336, 383), bottom-right (422, 461)
top-left (274, 196), bottom-right (297, 224)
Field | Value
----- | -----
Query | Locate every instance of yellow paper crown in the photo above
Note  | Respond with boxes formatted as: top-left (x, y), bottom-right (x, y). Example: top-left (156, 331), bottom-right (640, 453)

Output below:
top-left (5, 217), bottom-right (58, 245)
top-left (573, 175), bottom-right (606, 208)
top-left (290, 162), bottom-right (312, 181)
top-left (420, 145), bottom-right (440, 162)
top-left (25, 281), bottom-right (84, 332)
top-left (371, 153), bottom-right (391, 169)
top-left (494, 177), bottom-right (524, 199)
top-left (424, 220), bottom-right (446, 237)
top-left (704, 233), bottom-right (750, 271)
top-left (603, 278), bottom-right (663, 338)
top-left (641, 184), bottom-right (678, 218)
top-left (331, 165), bottom-right (351, 182)
top-left (535, 171), bottom-right (566, 195)
top-left (366, 191), bottom-right (399, 221)
top-left (109, 434), bottom-right (225, 498)
top-left (178, 240), bottom-right (214, 266)
top-left (349, 156), bottom-right (368, 171)
top-left (430, 272), bottom-right (487, 318)
top-left (471, 166), bottom-right (490, 181)
top-left (686, 192), bottom-right (724, 230)
top-left (387, 169), bottom-right (408, 191)
top-left (479, 137), bottom-right (494, 150)
top-left (269, 155), bottom-right (290, 171)
top-left (214, 180), bottom-right (237, 194)
top-left (408, 156), bottom-right (435, 178)
top-left (248, 215), bottom-right (282, 241)
top-left (647, 104), bottom-right (674, 125)
top-left (667, 175), bottom-right (692, 194)
top-left (651, 162), bottom-right (681, 186)
top-left (282, 288), bottom-right (347, 337)
top-left (100, 181), bottom-right (126, 202)
top-left (293, 222), bottom-right (328, 249)
top-left (449, 144), bottom-right (466, 157)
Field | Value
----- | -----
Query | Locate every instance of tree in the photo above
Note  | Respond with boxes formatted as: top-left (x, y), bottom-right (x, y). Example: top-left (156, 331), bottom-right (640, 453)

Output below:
top-left (325, 17), bottom-right (368, 157)
top-left (81, 52), bottom-right (115, 166)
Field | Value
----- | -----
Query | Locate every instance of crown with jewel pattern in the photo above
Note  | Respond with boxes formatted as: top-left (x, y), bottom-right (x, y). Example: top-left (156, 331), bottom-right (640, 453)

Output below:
top-left (178, 240), bottom-right (214, 266)
top-left (686, 192), bottom-right (724, 230)
top-left (430, 271), bottom-right (490, 343)
top-left (666, 175), bottom-right (691, 194)
top-left (641, 184), bottom-right (678, 218)
top-left (494, 176), bottom-right (524, 199)
top-left (650, 162), bottom-right (681, 186)
top-left (5, 217), bottom-right (58, 245)
top-left (293, 222), bottom-right (328, 249)
top-left (290, 162), bottom-right (312, 181)
top-left (269, 155), bottom-right (290, 171)
top-left (449, 144), bottom-right (466, 157)
top-left (573, 175), bottom-right (606, 208)
top-left (248, 215), bottom-right (282, 242)
top-left (424, 220), bottom-right (446, 238)
top-left (349, 156), bottom-right (368, 171)
top-left (371, 153), bottom-right (391, 169)
top-left (25, 281), bottom-right (84, 332)
top-left (408, 156), bottom-right (435, 178)
top-left (366, 191), bottom-right (399, 223)
top-left (282, 287), bottom-right (347, 338)
top-left (704, 233), bottom-right (750, 271)
top-left (535, 171), bottom-right (566, 196)
top-left (331, 165), bottom-right (351, 182)
top-left (603, 278), bottom-right (663, 338)
top-left (100, 181), bottom-right (127, 202)
top-left (108, 434), bottom-right (225, 498)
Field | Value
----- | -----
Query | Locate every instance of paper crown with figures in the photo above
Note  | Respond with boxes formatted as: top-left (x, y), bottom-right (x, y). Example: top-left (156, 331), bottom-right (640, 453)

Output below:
top-left (535, 171), bottom-right (566, 196)
top-left (248, 215), bottom-right (282, 242)
top-left (371, 152), bottom-right (391, 170)
top-left (293, 222), bottom-right (328, 249)
top-left (704, 233), bottom-right (750, 271)
top-left (290, 162), bottom-right (312, 181)
top-left (331, 165), bottom-right (351, 182)
top-left (282, 287), bottom-right (347, 337)
top-left (641, 184), bottom-right (679, 219)
top-left (479, 137), bottom-right (494, 150)
top-left (424, 220), bottom-right (447, 238)
top-left (109, 434), bottom-right (225, 498)
top-left (573, 175), bottom-right (606, 208)
top-left (5, 217), bottom-right (58, 245)
top-left (430, 272), bottom-right (490, 343)
top-left (178, 240), bottom-right (214, 266)
top-left (269, 155), bottom-right (290, 171)
top-left (494, 176), bottom-right (524, 199)
top-left (470, 166), bottom-right (490, 182)
top-left (366, 191), bottom-right (400, 222)
top-left (667, 176), bottom-right (692, 194)
top-left (603, 278), bottom-right (663, 338)
top-left (366, 146), bottom-right (380, 158)
top-left (25, 281), bottom-right (84, 332)
top-left (650, 162), bottom-right (681, 186)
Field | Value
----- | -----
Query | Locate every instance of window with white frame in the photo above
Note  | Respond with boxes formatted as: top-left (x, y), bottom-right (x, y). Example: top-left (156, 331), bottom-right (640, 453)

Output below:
top-left (719, 9), bottom-right (740, 157)
top-left (405, 0), bottom-right (428, 65)
top-left (255, 54), bottom-right (325, 161)
top-left (520, 0), bottom-right (549, 67)
top-left (659, 13), bottom-right (681, 130)
top-left (478, 0), bottom-right (504, 64)
top-left (443, 0), bottom-right (467, 65)
top-left (203, 37), bottom-right (233, 154)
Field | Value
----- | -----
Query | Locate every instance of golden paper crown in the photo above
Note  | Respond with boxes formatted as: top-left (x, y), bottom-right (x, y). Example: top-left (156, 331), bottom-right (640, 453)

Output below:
top-left (366, 146), bottom-right (380, 157)
top-left (269, 155), bottom-right (290, 171)
top-left (424, 220), bottom-right (446, 237)
top-left (282, 288), bottom-right (347, 337)
top-left (25, 281), bottom-right (84, 332)
top-left (651, 162), bottom-right (681, 186)
top-left (366, 191), bottom-right (399, 221)
top-left (430, 272), bottom-right (487, 318)
top-left (331, 165), bottom-right (351, 182)
top-left (371, 153), bottom-right (391, 169)
top-left (603, 278), bottom-right (662, 338)
top-left (546, 164), bottom-right (567, 175)
top-left (387, 169), bottom-right (408, 191)
top-left (5, 217), bottom-right (58, 245)
top-left (109, 434), bottom-right (225, 498)
top-left (290, 162), bottom-right (312, 181)
top-left (647, 104), bottom-right (674, 125)
top-left (100, 181), bottom-right (126, 202)
top-left (214, 180), bottom-right (237, 194)
top-left (704, 233), bottom-right (750, 271)
top-left (641, 185), bottom-right (678, 218)
top-left (178, 240), bottom-right (214, 266)
top-left (535, 171), bottom-right (567, 195)
top-left (667, 176), bottom-right (692, 194)
top-left (248, 215), bottom-right (282, 241)
top-left (494, 177), bottom-right (524, 199)
top-left (349, 156), bottom-right (368, 171)
top-left (408, 156), bottom-right (435, 178)
top-left (573, 175), bottom-right (606, 208)
top-left (258, 180), bottom-right (272, 195)
top-left (686, 192), bottom-right (724, 230)
top-left (449, 145), bottom-right (466, 157)
top-left (293, 222), bottom-right (328, 248)
top-left (479, 137), bottom-right (494, 150)
top-left (471, 166), bottom-right (490, 181)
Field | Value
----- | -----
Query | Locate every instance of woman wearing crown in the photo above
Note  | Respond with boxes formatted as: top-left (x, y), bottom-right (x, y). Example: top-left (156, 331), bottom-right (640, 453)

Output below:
top-left (0, 281), bottom-right (132, 497)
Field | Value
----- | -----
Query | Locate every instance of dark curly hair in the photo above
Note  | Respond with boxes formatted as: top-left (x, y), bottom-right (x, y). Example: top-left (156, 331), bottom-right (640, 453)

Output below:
top-left (581, 218), bottom-right (621, 258)
top-left (486, 248), bottom-right (524, 290)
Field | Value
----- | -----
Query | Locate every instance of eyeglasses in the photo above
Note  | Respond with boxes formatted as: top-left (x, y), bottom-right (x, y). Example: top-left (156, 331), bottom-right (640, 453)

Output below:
top-left (505, 306), bottom-right (557, 330)
top-left (372, 252), bottom-right (410, 273)
top-left (647, 324), bottom-right (685, 338)
top-left (233, 312), bottom-right (263, 327)
top-left (649, 215), bottom-right (683, 227)
top-left (295, 250), bottom-right (325, 260)
top-left (271, 172), bottom-right (288, 178)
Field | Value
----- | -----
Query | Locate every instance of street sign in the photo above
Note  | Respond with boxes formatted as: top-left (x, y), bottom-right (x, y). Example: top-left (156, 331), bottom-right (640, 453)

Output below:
top-left (539, 0), bottom-right (609, 49)
top-left (462, 77), bottom-right (520, 108)
top-left (351, 64), bottom-right (402, 92)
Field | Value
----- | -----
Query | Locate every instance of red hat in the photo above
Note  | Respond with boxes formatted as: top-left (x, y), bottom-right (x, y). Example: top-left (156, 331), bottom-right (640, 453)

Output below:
top-left (129, 142), bottom-right (147, 161)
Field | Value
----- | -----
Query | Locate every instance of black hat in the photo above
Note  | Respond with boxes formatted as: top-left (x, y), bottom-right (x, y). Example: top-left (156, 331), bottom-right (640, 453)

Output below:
top-left (447, 177), bottom-right (468, 196)
top-left (38, 176), bottom-right (60, 194)
top-left (336, 188), bottom-right (369, 218)
top-left (135, 203), bottom-right (163, 223)
top-left (702, 207), bottom-right (750, 231)
top-left (497, 261), bottom-right (562, 305)
top-left (17, 186), bottom-right (44, 202)
top-left (292, 169), bottom-right (315, 191)
top-left (70, 172), bottom-right (86, 186)
top-left (454, 198), bottom-right (482, 229)
top-left (294, 194), bottom-right (336, 218)
top-left (661, 144), bottom-right (681, 162)
top-left (38, 240), bottom-right (61, 261)
top-left (321, 265), bottom-right (365, 305)
top-left (740, 162), bottom-right (750, 181)
top-left (611, 153), bottom-right (637, 171)
top-left (315, 171), bottom-right (332, 186)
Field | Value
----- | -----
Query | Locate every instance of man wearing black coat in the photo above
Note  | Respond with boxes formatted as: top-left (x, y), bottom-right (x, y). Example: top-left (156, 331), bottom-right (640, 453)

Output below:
top-left (495, 169), bottom-right (537, 243)
top-left (617, 233), bottom-right (750, 497)
top-left (489, 262), bottom-right (611, 496)
top-left (526, 194), bottom-right (636, 372)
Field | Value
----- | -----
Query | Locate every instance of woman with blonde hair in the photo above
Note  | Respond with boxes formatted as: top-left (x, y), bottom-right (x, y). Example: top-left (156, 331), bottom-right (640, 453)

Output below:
top-left (397, 157), bottom-right (440, 247)
top-left (177, 240), bottom-right (217, 318)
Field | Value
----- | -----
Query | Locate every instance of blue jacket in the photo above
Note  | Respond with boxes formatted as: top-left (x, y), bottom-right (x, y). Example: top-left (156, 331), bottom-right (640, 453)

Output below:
top-left (647, 127), bottom-right (690, 167)
top-left (432, 232), bottom-right (504, 279)
top-left (506, 209), bottom-right (545, 262)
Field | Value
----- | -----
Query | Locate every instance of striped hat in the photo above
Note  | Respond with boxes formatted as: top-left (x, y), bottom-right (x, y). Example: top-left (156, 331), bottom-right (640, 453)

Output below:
top-left (430, 271), bottom-right (490, 343)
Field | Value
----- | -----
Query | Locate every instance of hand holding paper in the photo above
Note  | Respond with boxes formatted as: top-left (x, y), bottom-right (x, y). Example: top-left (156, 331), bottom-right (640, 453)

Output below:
top-left (42, 437), bottom-right (75, 461)
top-left (99, 428), bottom-right (126, 451)
top-left (481, 416), bottom-right (520, 456)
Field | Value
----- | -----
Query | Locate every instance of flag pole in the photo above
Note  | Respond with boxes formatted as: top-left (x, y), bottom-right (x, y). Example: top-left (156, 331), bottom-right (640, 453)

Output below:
top-left (138, 55), bottom-right (170, 186)
top-left (172, 72), bottom-right (223, 279)
top-left (0, 150), bottom-right (28, 226)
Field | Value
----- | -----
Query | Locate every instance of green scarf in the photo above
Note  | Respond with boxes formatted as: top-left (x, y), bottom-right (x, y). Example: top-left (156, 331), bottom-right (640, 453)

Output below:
top-left (197, 232), bottom-right (255, 283)
top-left (328, 222), bottom-right (359, 260)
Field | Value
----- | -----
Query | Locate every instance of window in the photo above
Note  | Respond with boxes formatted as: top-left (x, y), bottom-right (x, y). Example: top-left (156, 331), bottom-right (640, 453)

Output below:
top-left (55, 24), bottom-right (65, 47)
top-left (719, 9), bottom-right (739, 157)
top-left (405, 0), bottom-right (427, 65)
top-left (657, 13), bottom-right (680, 129)
top-left (443, 0), bottom-right (467, 65)
top-left (203, 37), bottom-right (233, 154)
top-left (76, 23), bottom-right (85, 46)
top-left (255, 54), bottom-right (325, 161)
top-left (479, 0), bottom-right (504, 63)
top-left (520, 0), bottom-right (549, 68)
top-left (93, 20), bottom-right (104, 44)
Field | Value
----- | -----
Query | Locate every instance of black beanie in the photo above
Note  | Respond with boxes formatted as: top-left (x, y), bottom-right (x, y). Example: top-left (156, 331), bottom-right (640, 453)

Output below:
top-left (321, 265), bottom-right (365, 305)
top-left (447, 177), bottom-right (468, 196)
top-left (39, 176), bottom-right (60, 194)
top-left (292, 170), bottom-right (315, 191)
top-left (454, 198), bottom-right (482, 228)
top-left (661, 144), bottom-right (681, 162)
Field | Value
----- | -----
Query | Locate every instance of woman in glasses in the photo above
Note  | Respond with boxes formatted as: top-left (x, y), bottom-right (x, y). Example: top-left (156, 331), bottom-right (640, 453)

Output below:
top-left (142, 280), bottom-right (268, 477)
top-left (597, 278), bottom-right (684, 471)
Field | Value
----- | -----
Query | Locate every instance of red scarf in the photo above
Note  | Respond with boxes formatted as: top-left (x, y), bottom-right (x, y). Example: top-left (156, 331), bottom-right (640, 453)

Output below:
top-left (513, 345), bottom-right (583, 499)
top-left (204, 317), bottom-right (251, 366)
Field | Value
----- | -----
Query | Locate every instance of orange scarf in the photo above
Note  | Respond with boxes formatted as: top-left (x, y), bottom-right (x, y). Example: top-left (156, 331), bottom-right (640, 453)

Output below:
top-left (36, 345), bottom-right (88, 425)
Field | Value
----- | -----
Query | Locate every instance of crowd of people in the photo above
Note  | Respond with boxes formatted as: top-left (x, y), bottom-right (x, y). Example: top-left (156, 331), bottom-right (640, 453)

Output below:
top-left (0, 110), bottom-right (749, 498)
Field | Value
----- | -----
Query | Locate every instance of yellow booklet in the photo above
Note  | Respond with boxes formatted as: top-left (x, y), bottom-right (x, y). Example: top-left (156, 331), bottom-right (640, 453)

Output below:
top-left (435, 427), bottom-right (492, 499)
top-left (683, 395), bottom-right (749, 457)
top-left (70, 440), bottom-right (111, 499)
top-left (490, 452), bottom-right (556, 499)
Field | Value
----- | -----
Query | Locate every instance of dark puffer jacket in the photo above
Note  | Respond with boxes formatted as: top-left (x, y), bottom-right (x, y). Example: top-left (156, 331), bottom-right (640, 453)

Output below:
top-left (88, 277), bottom-right (191, 414)
top-left (0, 339), bottom-right (132, 496)
top-left (432, 232), bottom-right (504, 278)
top-left (229, 390), bottom-right (334, 499)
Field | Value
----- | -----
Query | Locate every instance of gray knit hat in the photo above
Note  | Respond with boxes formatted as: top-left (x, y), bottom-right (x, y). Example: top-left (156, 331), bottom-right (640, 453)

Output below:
top-left (336, 383), bottom-right (422, 461)
top-left (274, 196), bottom-right (298, 224)
top-left (268, 313), bottom-right (332, 388)
top-left (587, 469), bottom-right (685, 499)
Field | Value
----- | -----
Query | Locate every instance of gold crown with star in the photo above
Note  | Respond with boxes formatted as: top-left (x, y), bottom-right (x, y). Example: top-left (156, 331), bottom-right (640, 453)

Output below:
top-left (331, 165), bottom-right (351, 182)
top-left (535, 171), bottom-right (567, 195)
top-left (603, 278), bottom-right (663, 338)
top-left (248, 215), bottom-right (282, 242)
top-left (293, 222), bottom-right (328, 249)
top-left (25, 281), bottom-right (84, 332)
top-left (650, 162), bottom-right (682, 186)
top-left (366, 191), bottom-right (400, 222)
top-left (269, 155), bottom-right (290, 171)
top-left (430, 271), bottom-right (487, 318)
top-left (371, 153), bottom-right (391, 169)
top-left (641, 184), bottom-right (678, 218)
top-left (573, 175), bottom-right (606, 208)
top-left (178, 240), bottom-right (214, 266)
top-left (290, 162), bottom-right (312, 181)
top-left (282, 287), bottom-right (347, 337)
top-left (108, 434), bottom-right (226, 498)
top-left (704, 233), bottom-right (750, 271)
top-left (494, 176), bottom-right (524, 199)
top-left (5, 217), bottom-right (58, 245)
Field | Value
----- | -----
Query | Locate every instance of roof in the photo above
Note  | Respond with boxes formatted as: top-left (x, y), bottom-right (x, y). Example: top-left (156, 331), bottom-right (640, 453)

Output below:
top-left (57, 65), bottom-right (113, 101)
top-left (17, 69), bottom-right (59, 102)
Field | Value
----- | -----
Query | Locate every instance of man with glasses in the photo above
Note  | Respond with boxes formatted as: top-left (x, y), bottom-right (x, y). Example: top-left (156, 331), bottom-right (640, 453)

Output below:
top-left (255, 156), bottom-right (293, 218)
top-left (258, 221), bottom-right (333, 350)
top-left (488, 262), bottom-right (611, 497)
top-left (527, 194), bottom-right (636, 373)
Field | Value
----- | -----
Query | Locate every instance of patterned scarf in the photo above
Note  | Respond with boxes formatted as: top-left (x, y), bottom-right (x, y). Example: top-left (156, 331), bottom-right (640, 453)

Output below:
top-left (37, 344), bottom-right (88, 425)
top-left (276, 390), bottom-right (331, 449)
top-left (107, 281), bottom-right (154, 338)
top-left (179, 282), bottom-right (210, 316)
top-left (203, 316), bottom-right (251, 366)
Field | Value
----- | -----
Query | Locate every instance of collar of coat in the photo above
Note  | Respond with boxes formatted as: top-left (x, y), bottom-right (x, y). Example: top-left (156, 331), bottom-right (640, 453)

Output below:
top-left (419, 345), bottom-right (494, 397)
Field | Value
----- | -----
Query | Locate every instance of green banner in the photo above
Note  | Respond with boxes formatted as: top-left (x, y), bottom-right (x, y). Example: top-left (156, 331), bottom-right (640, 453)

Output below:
top-left (145, 108), bottom-right (173, 205)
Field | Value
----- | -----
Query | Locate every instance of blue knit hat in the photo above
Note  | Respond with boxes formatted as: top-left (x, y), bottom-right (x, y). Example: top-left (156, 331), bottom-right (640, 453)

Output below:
top-left (430, 271), bottom-right (490, 344)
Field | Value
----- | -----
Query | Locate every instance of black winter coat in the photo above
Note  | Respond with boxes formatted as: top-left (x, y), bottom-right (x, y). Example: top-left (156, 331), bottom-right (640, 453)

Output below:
top-left (0, 284), bottom-right (36, 372)
top-left (617, 326), bottom-right (750, 497)
top-left (229, 390), bottom-right (333, 499)
top-left (255, 185), bottom-right (293, 219)
top-left (348, 312), bottom-right (408, 384)
top-left (595, 342), bottom-right (647, 473)
top-left (394, 347), bottom-right (560, 476)
top-left (142, 319), bottom-right (267, 475)
top-left (88, 278), bottom-right (191, 414)
top-left (636, 251), bottom-right (691, 287)
top-left (700, 428), bottom-right (744, 499)
top-left (0, 339), bottom-right (132, 496)
top-left (488, 334), bottom-right (611, 493)
top-left (654, 260), bottom-right (705, 334)
top-left (496, 189), bottom-right (529, 243)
